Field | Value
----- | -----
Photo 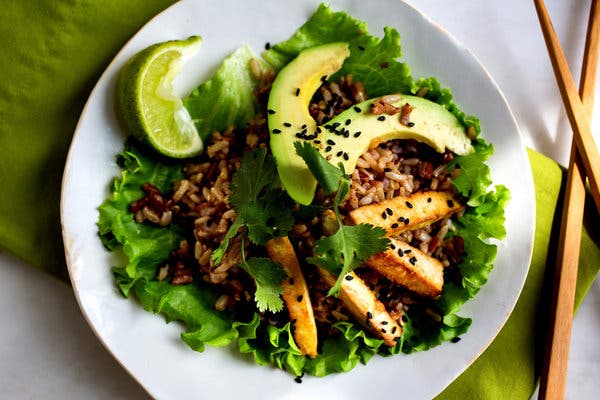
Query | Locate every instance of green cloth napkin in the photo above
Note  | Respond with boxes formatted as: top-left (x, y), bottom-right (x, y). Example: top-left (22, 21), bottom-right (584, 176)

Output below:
top-left (0, 2), bottom-right (598, 398)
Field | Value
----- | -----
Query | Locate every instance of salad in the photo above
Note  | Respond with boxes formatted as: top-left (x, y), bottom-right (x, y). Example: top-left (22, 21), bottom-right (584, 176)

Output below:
top-left (98, 4), bottom-right (509, 378)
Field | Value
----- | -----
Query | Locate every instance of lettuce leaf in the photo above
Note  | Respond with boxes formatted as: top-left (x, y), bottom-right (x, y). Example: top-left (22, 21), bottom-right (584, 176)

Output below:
top-left (97, 141), bottom-right (241, 350)
top-left (262, 4), bottom-right (374, 70)
top-left (263, 4), bottom-right (414, 96)
top-left (414, 77), bottom-right (482, 137)
top-left (97, 139), bottom-right (185, 295)
top-left (184, 45), bottom-right (270, 142)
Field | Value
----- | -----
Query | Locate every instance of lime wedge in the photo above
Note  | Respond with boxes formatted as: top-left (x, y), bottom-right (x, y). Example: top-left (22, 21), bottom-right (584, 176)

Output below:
top-left (117, 36), bottom-right (203, 158)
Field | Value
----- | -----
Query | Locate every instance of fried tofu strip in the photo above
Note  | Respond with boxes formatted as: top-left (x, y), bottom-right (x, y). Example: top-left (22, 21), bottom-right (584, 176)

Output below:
top-left (266, 237), bottom-right (318, 358)
top-left (319, 269), bottom-right (402, 347)
top-left (365, 238), bottom-right (444, 297)
top-left (348, 191), bottom-right (463, 237)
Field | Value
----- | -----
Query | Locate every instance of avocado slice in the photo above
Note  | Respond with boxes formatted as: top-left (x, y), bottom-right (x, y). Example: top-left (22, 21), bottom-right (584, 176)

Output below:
top-left (267, 44), bottom-right (474, 205)
top-left (268, 42), bottom-right (351, 205)
top-left (319, 94), bottom-right (474, 174)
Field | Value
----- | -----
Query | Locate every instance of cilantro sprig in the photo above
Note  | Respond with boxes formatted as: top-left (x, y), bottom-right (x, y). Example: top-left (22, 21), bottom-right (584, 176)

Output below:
top-left (212, 147), bottom-right (294, 312)
top-left (295, 142), bottom-right (389, 295)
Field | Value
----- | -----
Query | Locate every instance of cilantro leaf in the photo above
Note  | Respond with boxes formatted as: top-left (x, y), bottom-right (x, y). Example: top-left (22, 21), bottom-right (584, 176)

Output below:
top-left (296, 141), bottom-right (388, 295)
top-left (230, 147), bottom-right (279, 208)
top-left (213, 147), bottom-right (294, 264)
top-left (308, 224), bottom-right (389, 296)
top-left (211, 147), bottom-right (293, 313)
top-left (240, 188), bottom-right (294, 245)
top-left (239, 257), bottom-right (287, 313)
top-left (294, 141), bottom-right (346, 196)
top-left (211, 215), bottom-right (244, 265)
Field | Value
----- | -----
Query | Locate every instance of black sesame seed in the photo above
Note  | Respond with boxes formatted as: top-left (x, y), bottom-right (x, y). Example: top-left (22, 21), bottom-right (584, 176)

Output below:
top-left (451, 337), bottom-right (461, 343)
top-left (289, 277), bottom-right (295, 285)
top-left (427, 197), bottom-right (432, 203)
top-left (265, 42), bottom-right (271, 50)
top-left (267, 109), bottom-right (275, 115)
top-left (391, 223), bottom-right (399, 229)
top-left (390, 243), bottom-right (396, 250)
top-left (381, 212), bottom-right (387, 220)
top-left (392, 326), bottom-right (397, 334)
top-left (327, 139), bottom-right (336, 145)
top-left (321, 75), bottom-right (327, 82)
top-left (343, 152), bottom-right (349, 161)
top-left (366, 320), bottom-right (372, 327)
top-left (283, 122), bottom-right (292, 127)
top-left (404, 249), bottom-right (412, 254)
top-left (295, 133), bottom-right (303, 138)
top-left (358, 45), bottom-right (365, 51)
top-left (345, 275), bottom-right (354, 281)
top-left (377, 115), bottom-right (386, 121)
top-left (407, 122), bottom-right (415, 127)
top-left (301, 128), bottom-right (307, 134)
top-left (404, 218), bottom-right (410, 224)
top-left (405, 201), bottom-right (413, 208)
top-left (401, 315), bottom-right (408, 323)
top-left (385, 207), bottom-right (393, 216)
top-left (316, 127), bottom-right (322, 133)
top-left (353, 106), bottom-right (362, 113)
top-left (324, 124), bottom-right (333, 131)
top-left (325, 146), bottom-right (332, 152)
top-left (409, 257), bottom-right (417, 265)
top-left (381, 321), bottom-right (388, 325)
top-left (331, 122), bottom-right (340, 128)
top-left (345, 119), bottom-right (352, 126)
top-left (313, 140), bottom-right (321, 144)
top-left (295, 376), bottom-right (303, 384)
top-left (353, 131), bottom-right (362, 138)
top-left (301, 124), bottom-right (307, 129)
top-left (398, 216), bottom-right (405, 222)
top-left (295, 88), bottom-right (300, 96)
top-left (297, 295), bottom-right (303, 302)
top-left (336, 151), bottom-right (343, 157)
top-left (272, 128), bottom-right (281, 134)
top-left (343, 130), bottom-right (350, 138)
top-left (367, 311), bottom-right (373, 319)
top-left (447, 199), bottom-right (455, 208)
top-left (381, 328), bottom-right (387, 333)
top-left (398, 249), bottom-right (404, 257)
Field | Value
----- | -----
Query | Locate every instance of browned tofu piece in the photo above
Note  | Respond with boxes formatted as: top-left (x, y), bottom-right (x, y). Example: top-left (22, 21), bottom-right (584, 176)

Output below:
top-left (319, 269), bottom-right (402, 347)
top-left (365, 238), bottom-right (444, 297)
top-left (266, 237), bottom-right (318, 357)
top-left (348, 191), bottom-right (463, 237)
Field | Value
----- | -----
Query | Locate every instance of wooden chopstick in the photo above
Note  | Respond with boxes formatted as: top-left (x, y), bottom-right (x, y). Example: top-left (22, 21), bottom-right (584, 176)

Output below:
top-left (537, 0), bottom-right (600, 399)
top-left (534, 0), bottom-right (600, 216)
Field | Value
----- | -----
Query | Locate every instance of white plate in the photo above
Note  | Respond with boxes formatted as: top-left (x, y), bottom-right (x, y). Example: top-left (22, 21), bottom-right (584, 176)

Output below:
top-left (61, 0), bottom-right (535, 398)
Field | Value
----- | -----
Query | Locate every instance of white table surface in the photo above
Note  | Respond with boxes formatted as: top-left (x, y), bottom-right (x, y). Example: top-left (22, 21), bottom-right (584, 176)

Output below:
top-left (1, 0), bottom-right (599, 398)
